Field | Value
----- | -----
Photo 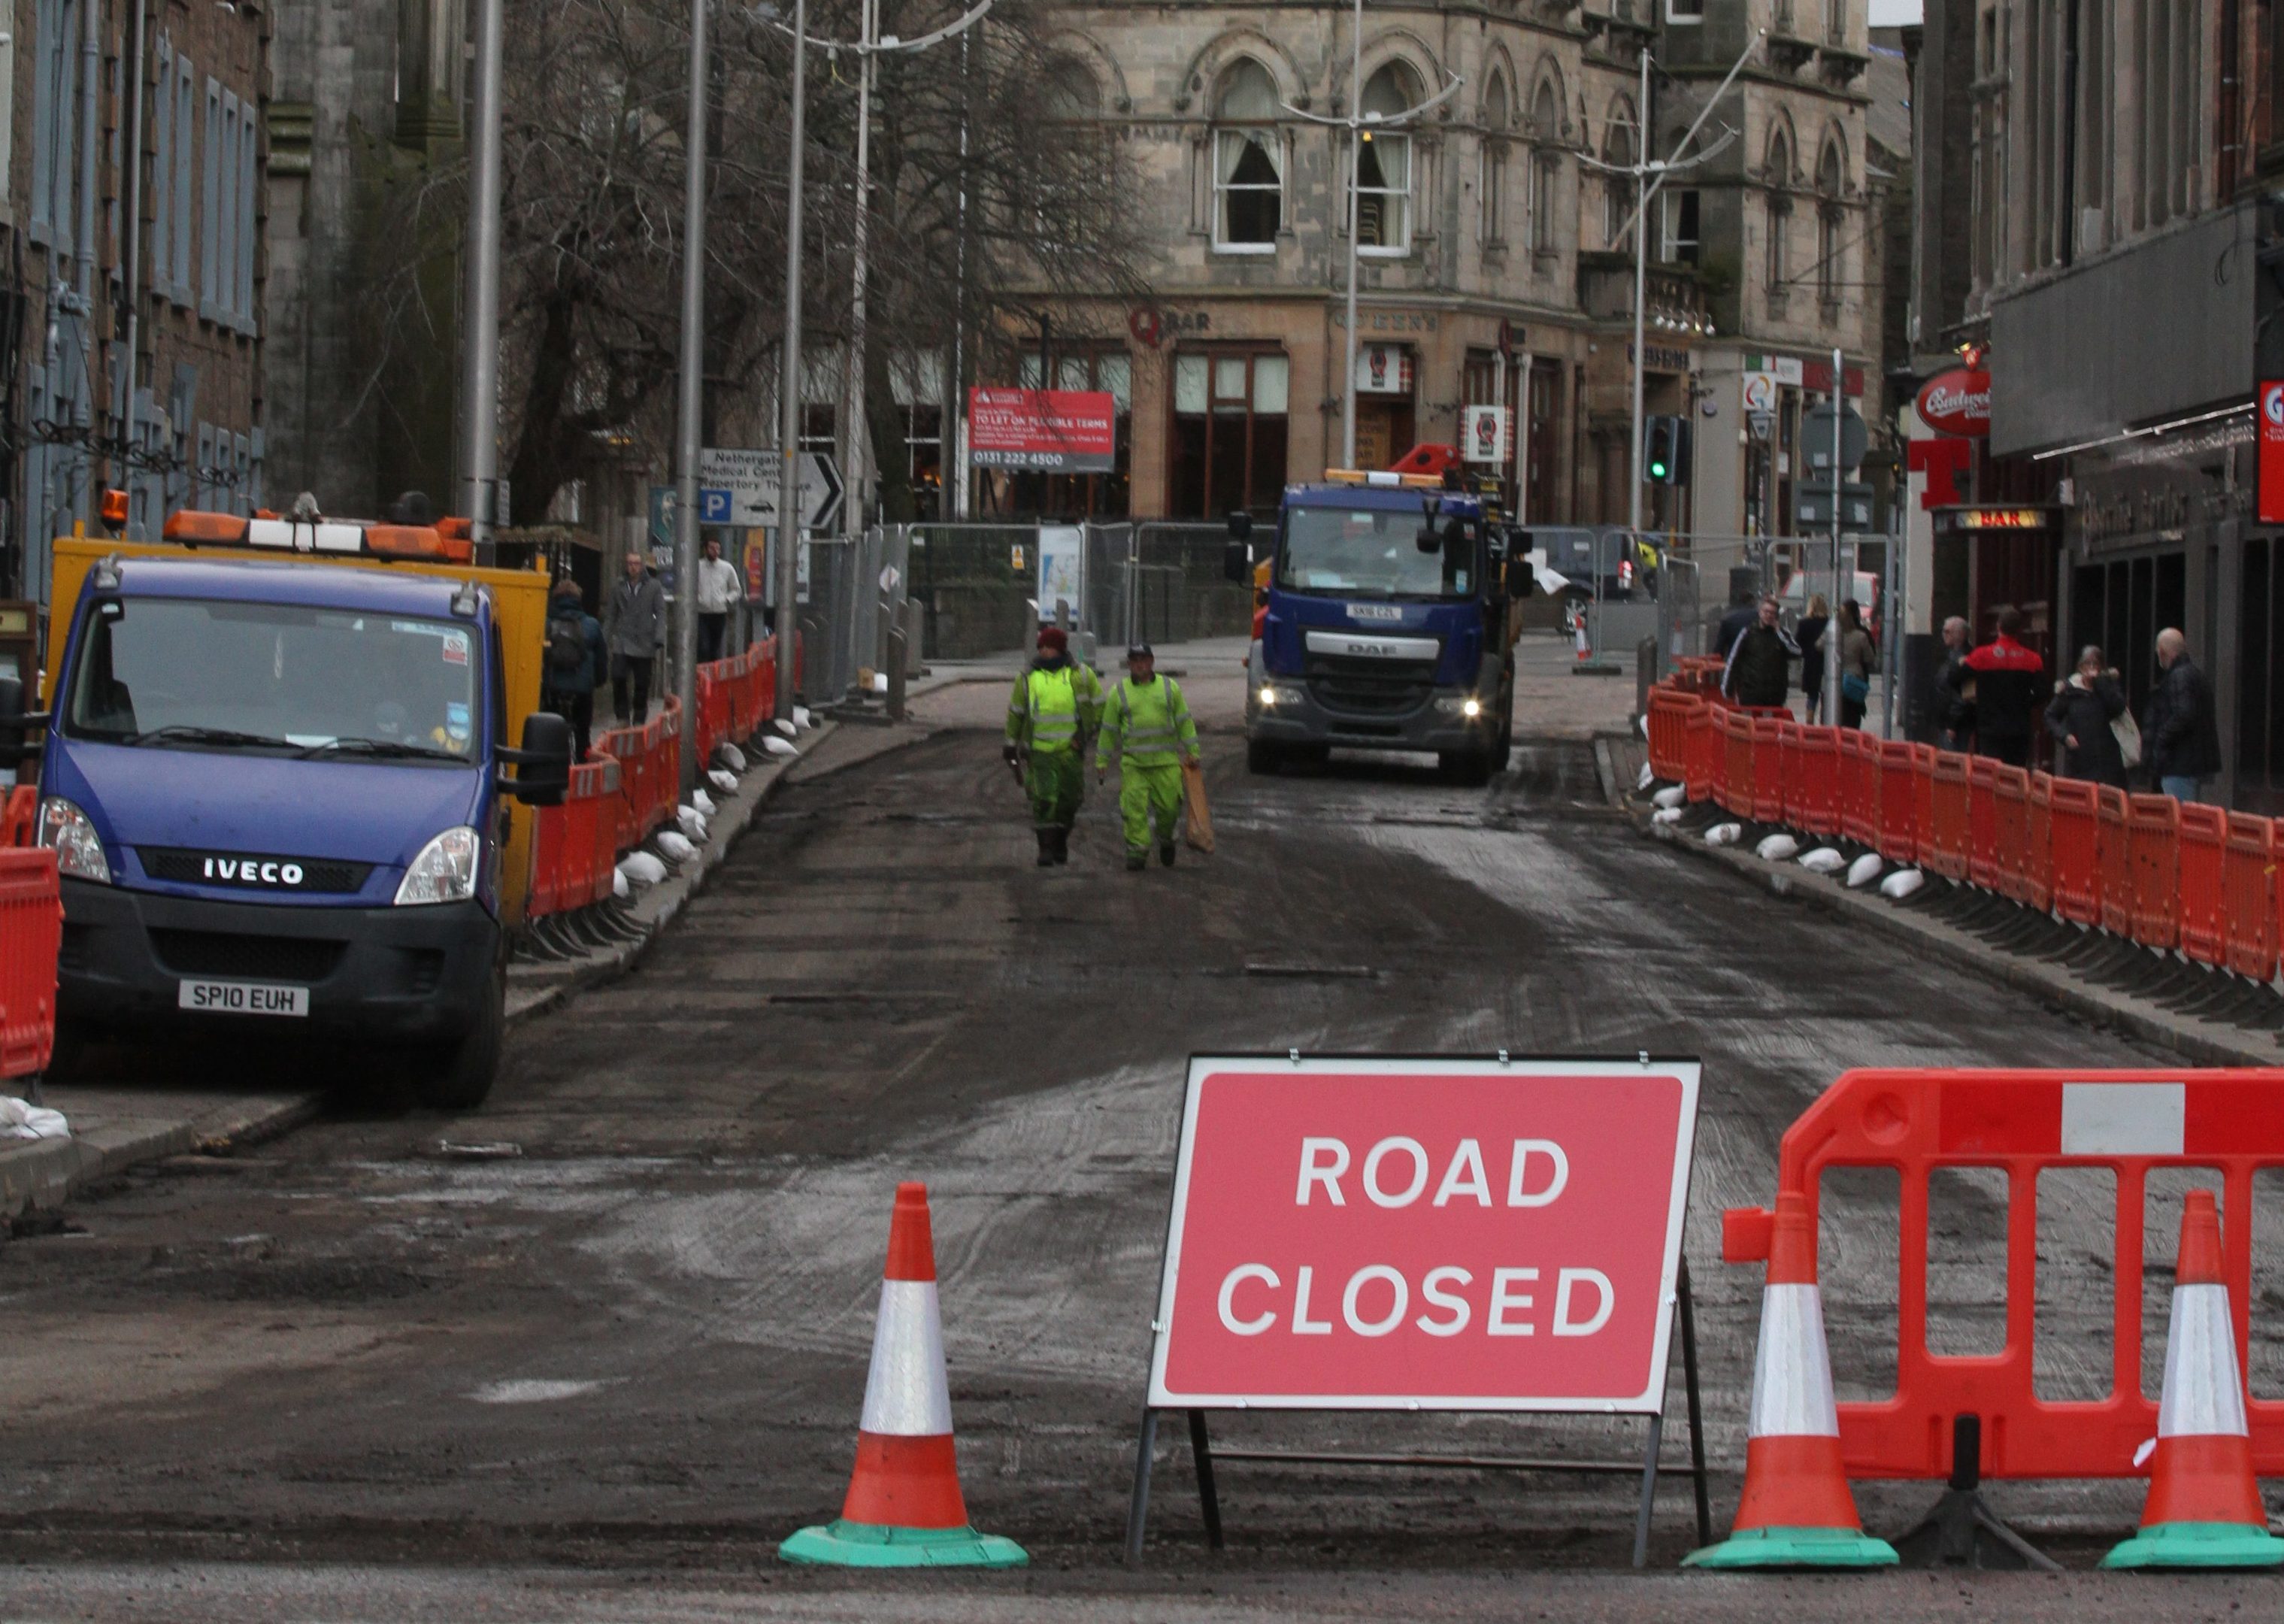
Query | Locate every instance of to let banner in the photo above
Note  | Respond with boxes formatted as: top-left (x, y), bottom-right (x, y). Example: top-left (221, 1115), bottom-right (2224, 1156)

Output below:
top-left (968, 388), bottom-right (1117, 472)
top-left (1147, 1055), bottom-right (1701, 1412)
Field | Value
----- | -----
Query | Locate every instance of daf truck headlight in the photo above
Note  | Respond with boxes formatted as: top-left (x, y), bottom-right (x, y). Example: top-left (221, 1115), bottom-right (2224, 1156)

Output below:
top-left (395, 826), bottom-right (481, 906)
top-left (1258, 683), bottom-right (1304, 708)
top-left (36, 797), bottom-right (109, 883)
top-left (1435, 695), bottom-right (1487, 720)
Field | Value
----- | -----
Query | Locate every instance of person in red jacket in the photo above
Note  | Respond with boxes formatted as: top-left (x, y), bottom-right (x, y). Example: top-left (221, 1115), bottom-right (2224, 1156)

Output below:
top-left (1949, 605), bottom-right (2043, 765)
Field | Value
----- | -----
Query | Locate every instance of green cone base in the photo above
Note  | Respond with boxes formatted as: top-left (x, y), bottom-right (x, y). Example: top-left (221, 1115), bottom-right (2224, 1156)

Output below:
top-left (2101, 1521), bottom-right (2284, 1571)
top-left (779, 1518), bottom-right (1029, 1568)
top-left (1683, 1525), bottom-right (1901, 1569)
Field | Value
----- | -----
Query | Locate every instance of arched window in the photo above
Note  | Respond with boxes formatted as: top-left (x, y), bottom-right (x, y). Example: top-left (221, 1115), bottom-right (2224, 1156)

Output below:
top-left (1356, 62), bottom-right (1419, 252)
top-left (1528, 78), bottom-right (1562, 253)
top-left (1602, 97), bottom-right (1636, 250)
top-left (1816, 139), bottom-right (1844, 304)
top-left (1213, 59), bottom-right (1283, 250)
top-left (1765, 129), bottom-right (1792, 294)
top-left (1044, 66), bottom-right (1100, 121)
top-left (1480, 73), bottom-right (1510, 245)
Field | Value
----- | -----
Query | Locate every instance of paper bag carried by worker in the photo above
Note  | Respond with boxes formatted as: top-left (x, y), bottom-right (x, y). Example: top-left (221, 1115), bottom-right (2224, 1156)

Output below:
top-left (1181, 759), bottom-right (1214, 853)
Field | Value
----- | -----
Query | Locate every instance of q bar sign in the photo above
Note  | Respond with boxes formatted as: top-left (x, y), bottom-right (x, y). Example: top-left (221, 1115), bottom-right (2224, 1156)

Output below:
top-left (1147, 1055), bottom-right (1701, 1410)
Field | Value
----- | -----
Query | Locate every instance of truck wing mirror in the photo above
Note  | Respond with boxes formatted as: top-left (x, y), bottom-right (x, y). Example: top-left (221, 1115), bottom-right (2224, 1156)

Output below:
top-left (1222, 540), bottom-right (1251, 584)
top-left (498, 710), bottom-right (573, 807)
top-left (0, 675), bottom-right (50, 765)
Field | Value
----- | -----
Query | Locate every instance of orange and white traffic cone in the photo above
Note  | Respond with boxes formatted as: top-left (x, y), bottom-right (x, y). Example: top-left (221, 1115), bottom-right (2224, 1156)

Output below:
top-left (779, 1182), bottom-right (1027, 1568)
top-left (1685, 1190), bottom-right (1897, 1568)
top-left (2103, 1189), bottom-right (2284, 1569)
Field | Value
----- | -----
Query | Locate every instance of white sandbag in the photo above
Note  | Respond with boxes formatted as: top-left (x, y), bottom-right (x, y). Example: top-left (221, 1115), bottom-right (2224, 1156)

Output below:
top-left (715, 742), bottom-right (747, 774)
top-left (1704, 822), bottom-right (1743, 847)
top-left (617, 851), bottom-right (668, 888)
top-left (1637, 762), bottom-right (1655, 792)
top-left (707, 768), bottom-right (738, 795)
top-left (1652, 785), bottom-right (1687, 810)
top-left (1798, 847), bottom-right (1846, 874)
top-left (656, 829), bottom-right (698, 865)
top-left (1755, 833), bottom-right (1801, 862)
top-left (613, 865), bottom-right (631, 900)
top-left (793, 705), bottom-right (813, 730)
top-left (690, 789), bottom-right (716, 817)
top-left (1846, 852), bottom-right (1884, 888)
top-left (0, 1095), bottom-right (68, 1141)
top-left (1638, 714), bottom-right (1650, 738)
top-left (773, 717), bottom-right (798, 739)
top-left (761, 735), bottom-right (798, 759)
top-left (1880, 868), bottom-right (1927, 901)
top-left (1652, 806), bottom-right (1684, 826)
top-left (675, 804), bottom-right (709, 842)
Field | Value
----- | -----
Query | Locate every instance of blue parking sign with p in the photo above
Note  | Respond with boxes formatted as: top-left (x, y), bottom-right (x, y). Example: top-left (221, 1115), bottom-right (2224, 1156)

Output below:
top-left (698, 488), bottom-right (734, 525)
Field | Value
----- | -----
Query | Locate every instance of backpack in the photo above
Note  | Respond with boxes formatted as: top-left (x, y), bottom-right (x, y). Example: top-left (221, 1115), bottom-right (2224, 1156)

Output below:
top-left (547, 612), bottom-right (587, 677)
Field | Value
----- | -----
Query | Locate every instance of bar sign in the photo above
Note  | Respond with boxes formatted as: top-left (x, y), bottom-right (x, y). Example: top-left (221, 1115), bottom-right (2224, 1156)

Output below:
top-left (2261, 382), bottom-right (2284, 526)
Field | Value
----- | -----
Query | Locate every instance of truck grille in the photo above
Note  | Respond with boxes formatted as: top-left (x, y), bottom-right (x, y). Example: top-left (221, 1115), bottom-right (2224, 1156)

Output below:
top-left (139, 847), bottom-right (374, 894)
top-left (147, 929), bottom-right (347, 983)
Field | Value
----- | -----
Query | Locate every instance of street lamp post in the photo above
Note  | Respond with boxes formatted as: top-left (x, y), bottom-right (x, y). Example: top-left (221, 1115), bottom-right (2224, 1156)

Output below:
top-left (459, 0), bottom-right (507, 556)
top-left (671, 0), bottom-right (711, 795)
top-left (771, 0), bottom-right (809, 724)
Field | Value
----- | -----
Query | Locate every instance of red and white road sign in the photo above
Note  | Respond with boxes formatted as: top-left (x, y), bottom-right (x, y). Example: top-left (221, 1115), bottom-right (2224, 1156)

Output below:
top-left (1147, 1056), bottom-right (1701, 1413)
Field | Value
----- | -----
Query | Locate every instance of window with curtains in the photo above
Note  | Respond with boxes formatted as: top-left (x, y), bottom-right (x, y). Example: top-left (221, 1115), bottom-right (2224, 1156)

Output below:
top-left (1661, 188), bottom-right (1700, 265)
top-left (1356, 64), bottom-right (1418, 253)
top-left (1765, 129), bottom-right (1792, 298)
top-left (1479, 74), bottom-right (1509, 247)
top-left (1170, 350), bottom-right (1288, 520)
top-left (1816, 140), bottom-right (1843, 306)
top-left (1212, 59), bottom-right (1282, 250)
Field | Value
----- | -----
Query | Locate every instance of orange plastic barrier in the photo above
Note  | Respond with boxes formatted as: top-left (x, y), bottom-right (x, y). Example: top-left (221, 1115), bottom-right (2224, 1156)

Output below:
top-left (2026, 772), bottom-right (2054, 913)
top-left (1876, 742), bottom-right (1922, 866)
top-left (2096, 787), bottom-right (2131, 937)
top-left (1966, 756), bottom-right (2003, 892)
top-left (1719, 706), bottom-right (1756, 819)
top-left (1749, 712), bottom-right (1787, 824)
top-left (2125, 794), bottom-right (2180, 950)
top-left (2224, 813), bottom-right (2278, 982)
top-left (1646, 687), bottom-right (1695, 783)
top-left (1923, 750), bottom-right (1970, 883)
top-left (2177, 804), bottom-right (2228, 968)
top-left (1832, 730), bottom-right (1875, 848)
top-left (0, 785), bottom-right (35, 847)
top-left (0, 845), bottom-right (59, 1077)
top-left (1685, 700), bottom-right (1718, 803)
top-left (2047, 777), bottom-right (2101, 926)
top-left (1785, 724), bottom-right (1839, 838)
top-left (1723, 1068), bottom-right (2284, 1481)
top-left (1988, 765), bottom-right (2031, 904)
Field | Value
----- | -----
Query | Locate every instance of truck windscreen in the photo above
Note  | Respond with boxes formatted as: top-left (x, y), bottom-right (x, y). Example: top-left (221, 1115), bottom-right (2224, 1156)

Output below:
top-left (1279, 506), bottom-right (1473, 600)
top-left (67, 597), bottom-right (479, 762)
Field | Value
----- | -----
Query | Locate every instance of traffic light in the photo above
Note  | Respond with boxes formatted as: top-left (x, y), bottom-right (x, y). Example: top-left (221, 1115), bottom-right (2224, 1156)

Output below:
top-left (1644, 415), bottom-right (1688, 485)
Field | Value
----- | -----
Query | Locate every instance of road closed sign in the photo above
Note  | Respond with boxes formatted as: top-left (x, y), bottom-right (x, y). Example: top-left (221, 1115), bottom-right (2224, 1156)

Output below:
top-left (1147, 1055), bottom-right (1701, 1412)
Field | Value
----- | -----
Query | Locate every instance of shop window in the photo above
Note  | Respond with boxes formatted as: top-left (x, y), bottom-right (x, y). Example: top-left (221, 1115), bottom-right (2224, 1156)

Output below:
top-left (1170, 350), bottom-right (1289, 520)
top-left (1356, 64), bottom-right (1419, 253)
top-left (1213, 59), bottom-right (1283, 251)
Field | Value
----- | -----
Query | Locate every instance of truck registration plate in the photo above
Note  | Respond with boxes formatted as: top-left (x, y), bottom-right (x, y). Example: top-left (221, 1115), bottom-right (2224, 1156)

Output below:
top-left (177, 979), bottom-right (310, 1017)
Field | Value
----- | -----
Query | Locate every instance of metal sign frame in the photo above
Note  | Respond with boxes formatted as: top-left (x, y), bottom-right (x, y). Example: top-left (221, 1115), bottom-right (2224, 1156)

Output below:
top-left (1125, 1050), bottom-right (1709, 1568)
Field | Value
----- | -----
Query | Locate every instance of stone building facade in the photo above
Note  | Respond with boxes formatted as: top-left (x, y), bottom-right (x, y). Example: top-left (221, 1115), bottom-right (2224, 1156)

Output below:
top-left (990, 0), bottom-right (1880, 543)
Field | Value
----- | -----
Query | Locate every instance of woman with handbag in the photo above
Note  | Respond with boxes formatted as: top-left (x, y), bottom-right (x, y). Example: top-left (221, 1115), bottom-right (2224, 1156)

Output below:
top-left (2044, 644), bottom-right (2131, 789)
top-left (1833, 599), bottom-right (1877, 730)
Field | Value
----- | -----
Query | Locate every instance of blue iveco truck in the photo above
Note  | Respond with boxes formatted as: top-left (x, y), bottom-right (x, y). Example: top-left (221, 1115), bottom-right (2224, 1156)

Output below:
top-left (0, 517), bottom-right (574, 1110)
top-left (1229, 468), bottom-right (1534, 785)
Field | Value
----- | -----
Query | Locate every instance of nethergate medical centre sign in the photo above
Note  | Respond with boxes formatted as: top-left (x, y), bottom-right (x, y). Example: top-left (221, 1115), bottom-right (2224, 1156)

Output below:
top-left (1146, 1055), bottom-right (1701, 1412)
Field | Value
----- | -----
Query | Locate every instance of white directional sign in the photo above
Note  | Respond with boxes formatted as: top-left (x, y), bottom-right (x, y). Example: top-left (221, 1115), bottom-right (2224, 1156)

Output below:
top-left (698, 448), bottom-right (845, 532)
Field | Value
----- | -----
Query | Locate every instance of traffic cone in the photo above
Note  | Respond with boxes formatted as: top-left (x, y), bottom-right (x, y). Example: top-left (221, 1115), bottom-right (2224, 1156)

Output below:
top-left (2102, 1190), bottom-right (2284, 1570)
top-left (1684, 1191), bottom-right (1898, 1568)
top-left (779, 1182), bottom-right (1028, 1568)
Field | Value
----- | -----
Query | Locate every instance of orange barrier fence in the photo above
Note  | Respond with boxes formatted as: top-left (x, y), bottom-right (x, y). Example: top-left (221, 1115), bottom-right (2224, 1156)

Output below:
top-left (1723, 1068), bottom-right (2284, 1480)
top-left (1643, 673), bottom-right (2284, 986)
top-left (0, 785), bottom-right (36, 848)
top-left (0, 844), bottom-right (59, 1077)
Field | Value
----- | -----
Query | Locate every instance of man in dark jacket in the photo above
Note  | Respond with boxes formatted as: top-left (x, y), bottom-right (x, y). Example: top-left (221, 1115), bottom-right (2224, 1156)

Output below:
top-left (1713, 585), bottom-right (1758, 659)
top-left (605, 550), bottom-right (667, 723)
top-left (541, 576), bottom-right (606, 762)
top-left (2145, 628), bottom-right (2222, 802)
top-left (1720, 595), bottom-right (1798, 709)
top-left (1933, 616), bottom-right (1974, 750)
top-left (1951, 606), bottom-right (2043, 766)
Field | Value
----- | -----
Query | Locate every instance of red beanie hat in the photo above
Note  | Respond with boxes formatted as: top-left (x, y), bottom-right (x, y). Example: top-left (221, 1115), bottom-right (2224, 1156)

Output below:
top-left (1037, 626), bottom-right (1068, 653)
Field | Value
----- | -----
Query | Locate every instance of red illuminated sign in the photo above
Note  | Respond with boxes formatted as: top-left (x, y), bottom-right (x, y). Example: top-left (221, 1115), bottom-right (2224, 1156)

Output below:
top-left (1146, 1055), bottom-right (1701, 1412)
top-left (2261, 383), bottom-right (2284, 526)
top-left (1918, 367), bottom-right (1992, 438)
top-left (967, 388), bottom-right (1117, 472)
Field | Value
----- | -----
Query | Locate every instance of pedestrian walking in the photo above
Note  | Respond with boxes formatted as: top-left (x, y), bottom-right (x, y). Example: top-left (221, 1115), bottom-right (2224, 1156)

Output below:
top-left (2044, 645), bottom-right (2129, 789)
top-left (1720, 595), bottom-right (1797, 709)
top-left (1934, 615), bottom-right (1975, 750)
top-left (2144, 627), bottom-right (2222, 802)
top-left (694, 536), bottom-right (741, 665)
top-left (541, 576), bottom-right (606, 762)
top-left (1095, 643), bottom-right (1200, 871)
top-left (1003, 626), bottom-right (1103, 867)
top-left (1951, 606), bottom-right (2043, 766)
top-left (1796, 594), bottom-right (1830, 723)
top-left (605, 550), bottom-right (667, 724)
top-left (1713, 583), bottom-right (1758, 659)
top-left (1834, 599), bottom-right (1877, 731)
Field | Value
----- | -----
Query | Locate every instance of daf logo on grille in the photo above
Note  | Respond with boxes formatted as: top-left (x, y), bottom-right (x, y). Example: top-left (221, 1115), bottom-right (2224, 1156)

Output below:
top-left (202, 856), bottom-right (307, 886)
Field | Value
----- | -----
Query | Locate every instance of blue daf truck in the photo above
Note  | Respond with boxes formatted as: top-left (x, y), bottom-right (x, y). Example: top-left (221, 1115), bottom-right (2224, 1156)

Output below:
top-left (0, 515), bottom-right (574, 1110)
top-left (1229, 469), bottom-right (1534, 785)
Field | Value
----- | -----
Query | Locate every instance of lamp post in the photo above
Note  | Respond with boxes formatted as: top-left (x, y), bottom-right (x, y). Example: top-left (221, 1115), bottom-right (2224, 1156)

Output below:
top-left (671, 0), bottom-right (712, 793)
top-left (458, 0), bottom-right (507, 556)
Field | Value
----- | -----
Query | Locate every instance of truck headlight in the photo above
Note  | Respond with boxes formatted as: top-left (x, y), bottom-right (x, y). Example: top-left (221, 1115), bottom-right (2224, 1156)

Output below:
top-left (1434, 695), bottom-right (1487, 720)
top-left (36, 797), bottom-right (109, 883)
top-left (1257, 683), bottom-right (1304, 708)
top-left (395, 826), bottom-right (481, 906)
